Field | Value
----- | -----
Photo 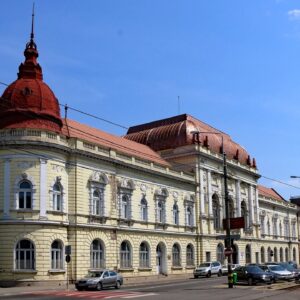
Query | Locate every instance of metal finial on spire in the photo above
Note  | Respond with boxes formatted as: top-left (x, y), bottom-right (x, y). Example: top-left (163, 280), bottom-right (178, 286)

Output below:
top-left (30, 3), bottom-right (35, 41)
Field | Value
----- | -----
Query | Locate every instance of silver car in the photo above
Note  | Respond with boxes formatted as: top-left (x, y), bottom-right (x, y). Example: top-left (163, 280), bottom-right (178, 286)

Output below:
top-left (75, 270), bottom-right (123, 290)
top-left (260, 264), bottom-right (294, 282)
top-left (194, 261), bottom-right (222, 278)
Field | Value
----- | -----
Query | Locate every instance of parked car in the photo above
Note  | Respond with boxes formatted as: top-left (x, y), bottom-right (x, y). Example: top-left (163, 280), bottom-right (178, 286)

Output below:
top-left (75, 270), bottom-right (123, 291)
top-left (221, 264), bottom-right (240, 275)
top-left (259, 264), bottom-right (294, 282)
top-left (194, 261), bottom-right (222, 278)
top-left (278, 262), bottom-right (300, 281)
top-left (234, 265), bottom-right (273, 285)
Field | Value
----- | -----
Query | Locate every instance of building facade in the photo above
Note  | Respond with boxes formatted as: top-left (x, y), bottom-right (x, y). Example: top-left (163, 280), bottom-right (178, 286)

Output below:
top-left (0, 25), bottom-right (299, 285)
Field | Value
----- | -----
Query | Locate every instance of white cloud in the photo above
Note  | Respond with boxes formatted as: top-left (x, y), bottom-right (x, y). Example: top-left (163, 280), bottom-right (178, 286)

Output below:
top-left (288, 9), bottom-right (300, 20)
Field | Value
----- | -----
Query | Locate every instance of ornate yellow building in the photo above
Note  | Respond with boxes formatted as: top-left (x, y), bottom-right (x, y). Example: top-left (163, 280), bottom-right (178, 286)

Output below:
top-left (0, 23), bottom-right (298, 286)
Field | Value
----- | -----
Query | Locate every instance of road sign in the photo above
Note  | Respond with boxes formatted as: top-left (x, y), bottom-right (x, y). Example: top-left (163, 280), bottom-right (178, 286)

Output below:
top-left (224, 248), bottom-right (233, 256)
top-left (223, 217), bottom-right (245, 230)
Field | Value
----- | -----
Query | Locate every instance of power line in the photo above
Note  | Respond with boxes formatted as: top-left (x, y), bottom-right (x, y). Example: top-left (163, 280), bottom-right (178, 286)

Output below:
top-left (0, 81), bottom-right (128, 130)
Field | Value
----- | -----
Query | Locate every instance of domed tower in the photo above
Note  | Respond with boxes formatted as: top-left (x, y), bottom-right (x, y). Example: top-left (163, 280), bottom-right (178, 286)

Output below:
top-left (0, 11), bottom-right (62, 132)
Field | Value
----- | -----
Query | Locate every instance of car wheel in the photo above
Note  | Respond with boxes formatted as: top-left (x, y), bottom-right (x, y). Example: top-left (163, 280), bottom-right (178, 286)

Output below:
top-left (76, 287), bottom-right (83, 291)
top-left (248, 277), bottom-right (253, 286)
top-left (218, 270), bottom-right (222, 277)
top-left (194, 275), bottom-right (198, 279)
top-left (115, 281), bottom-right (121, 289)
top-left (206, 271), bottom-right (211, 278)
top-left (96, 282), bottom-right (103, 291)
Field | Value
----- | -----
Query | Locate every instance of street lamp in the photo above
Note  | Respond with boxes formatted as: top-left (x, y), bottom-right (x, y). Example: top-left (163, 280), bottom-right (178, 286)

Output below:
top-left (191, 131), bottom-right (233, 288)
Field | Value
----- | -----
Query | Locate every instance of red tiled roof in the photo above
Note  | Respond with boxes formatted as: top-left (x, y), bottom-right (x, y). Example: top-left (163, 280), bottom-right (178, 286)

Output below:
top-left (62, 119), bottom-right (170, 167)
top-left (125, 114), bottom-right (256, 168)
top-left (258, 185), bottom-right (285, 202)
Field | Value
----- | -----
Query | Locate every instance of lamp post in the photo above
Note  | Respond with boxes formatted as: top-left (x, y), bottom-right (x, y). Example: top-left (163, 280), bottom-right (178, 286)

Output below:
top-left (192, 131), bottom-right (233, 288)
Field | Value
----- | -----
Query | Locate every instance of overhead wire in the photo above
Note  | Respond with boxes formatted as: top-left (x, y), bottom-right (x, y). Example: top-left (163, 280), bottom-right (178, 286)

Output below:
top-left (0, 82), bottom-right (299, 193)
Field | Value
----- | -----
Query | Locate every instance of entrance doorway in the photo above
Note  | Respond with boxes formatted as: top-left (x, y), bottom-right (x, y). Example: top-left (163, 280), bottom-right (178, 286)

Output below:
top-left (156, 243), bottom-right (166, 274)
top-left (232, 244), bottom-right (239, 264)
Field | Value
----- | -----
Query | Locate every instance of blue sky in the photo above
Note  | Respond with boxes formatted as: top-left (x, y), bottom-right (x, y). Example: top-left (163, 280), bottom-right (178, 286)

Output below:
top-left (1, 0), bottom-right (300, 199)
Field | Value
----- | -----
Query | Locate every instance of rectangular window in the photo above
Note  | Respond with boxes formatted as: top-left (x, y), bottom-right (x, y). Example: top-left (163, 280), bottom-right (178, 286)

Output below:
top-left (205, 252), bottom-right (211, 262)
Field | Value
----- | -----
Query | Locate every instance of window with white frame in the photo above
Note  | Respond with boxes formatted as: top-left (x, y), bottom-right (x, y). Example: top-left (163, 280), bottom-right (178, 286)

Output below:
top-left (229, 198), bottom-right (235, 218)
top-left (216, 243), bottom-right (224, 264)
top-left (139, 242), bottom-right (150, 268)
top-left (18, 180), bottom-right (32, 209)
top-left (260, 215), bottom-right (265, 235)
top-left (91, 239), bottom-right (105, 269)
top-left (284, 220), bottom-right (289, 238)
top-left (173, 203), bottom-right (179, 225)
top-left (92, 189), bottom-right (104, 216)
top-left (212, 195), bottom-right (221, 230)
top-left (186, 244), bottom-right (194, 266)
top-left (121, 194), bottom-right (130, 219)
top-left (172, 243), bottom-right (181, 266)
top-left (120, 241), bottom-right (131, 268)
top-left (140, 197), bottom-right (148, 221)
top-left (15, 239), bottom-right (35, 270)
top-left (186, 206), bottom-right (194, 227)
top-left (267, 219), bottom-right (271, 236)
top-left (52, 182), bottom-right (62, 211)
top-left (156, 198), bottom-right (166, 223)
top-left (51, 240), bottom-right (64, 270)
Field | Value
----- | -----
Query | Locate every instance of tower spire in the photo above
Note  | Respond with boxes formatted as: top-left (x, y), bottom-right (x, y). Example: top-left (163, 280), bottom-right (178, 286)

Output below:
top-left (30, 3), bottom-right (35, 42)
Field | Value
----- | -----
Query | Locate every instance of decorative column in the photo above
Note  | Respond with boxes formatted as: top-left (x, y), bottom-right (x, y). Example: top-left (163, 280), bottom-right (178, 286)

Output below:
top-left (199, 168), bottom-right (205, 216)
top-left (207, 170), bottom-right (213, 216)
top-left (39, 159), bottom-right (48, 219)
top-left (248, 185), bottom-right (254, 226)
top-left (235, 180), bottom-right (241, 217)
top-left (254, 186), bottom-right (259, 224)
top-left (3, 159), bottom-right (11, 219)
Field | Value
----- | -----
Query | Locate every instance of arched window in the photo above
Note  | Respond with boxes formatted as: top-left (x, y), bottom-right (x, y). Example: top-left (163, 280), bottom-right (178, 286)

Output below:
top-left (121, 195), bottom-right (130, 219)
top-left (172, 244), bottom-right (181, 266)
top-left (120, 241), bottom-right (131, 268)
top-left (293, 247), bottom-right (296, 262)
top-left (173, 203), bottom-right (179, 225)
top-left (260, 247), bottom-right (265, 263)
top-left (139, 242), bottom-right (150, 268)
top-left (51, 240), bottom-right (64, 270)
top-left (52, 183), bottom-right (62, 211)
top-left (91, 239), bottom-right (105, 269)
top-left (186, 206), bottom-right (193, 226)
top-left (267, 247), bottom-right (272, 262)
top-left (186, 244), bottom-right (194, 266)
top-left (280, 247), bottom-right (283, 262)
top-left (241, 201), bottom-right (248, 229)
top-left (285, 247), bottom-right (289, 261)
top-left (212, 195), bottom-right (221, 230)
top-left (216, 243), bottom-right (224, 264)
top-left (18, 180), bottom-right (32, 209)
top-left (157, 200), bottom-right (165, 223)
top-left (140, 197), bottom-right (148, 221)
top-left (274, 247), bottom-right (278, 262)
top-left (92, 189), bottom-right (104, 216)
top-left (245, 245), bottom-right (251, 264)
top-left (15, 239), bottom-right (35, 270)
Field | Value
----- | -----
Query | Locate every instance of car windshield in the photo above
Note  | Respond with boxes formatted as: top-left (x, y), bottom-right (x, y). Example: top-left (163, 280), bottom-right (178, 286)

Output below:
top-left (199, 263), bottom-right (210, 267)
top-left (281, 264), bottom-right (294, 271)
top-left (269, 265), bottom-right (285, 271)
top-left (247, 266), bottom-right (264, 273)
top-left (259, 266), bottom-right (268, 271)
top-left (86, 271), bottom-right (103, 278)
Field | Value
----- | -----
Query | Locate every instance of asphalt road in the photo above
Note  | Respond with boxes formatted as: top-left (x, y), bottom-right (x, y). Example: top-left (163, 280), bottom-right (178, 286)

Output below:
top-left (0, 276), bottom-right (299, 300)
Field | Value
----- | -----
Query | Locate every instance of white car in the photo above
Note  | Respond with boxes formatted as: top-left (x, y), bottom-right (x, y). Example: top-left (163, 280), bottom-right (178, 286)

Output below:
top-left (221, 264), bottom-right (240, 275)
top-left (194, 261), bottom-right (222, 278)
